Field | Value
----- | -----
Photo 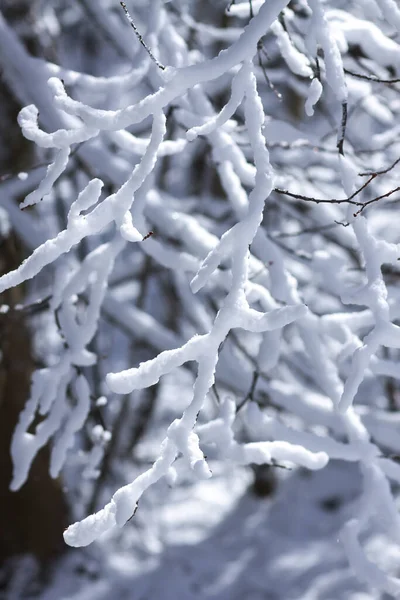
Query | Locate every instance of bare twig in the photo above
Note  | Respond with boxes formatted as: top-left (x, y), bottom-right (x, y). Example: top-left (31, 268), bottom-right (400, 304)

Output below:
top-left (212, 383), bottom-right (221, 404)
top-left (353, 186), bottom-right (400, 216)
top-left (0, 295), bottom-right (51, 317)
top-left (274, 173), bottom-right (400, 214)
top-left (237, 371), bottom-right (259, 412)
top-left (257, 40), bottom-right (282, 100)
top-left (272, 222), bottom-right (339, 238)
top-left (345, 69), bottom-right (400, 84)
top-left (120, 2), bottom-right (165, 70)
top-left (359, 155), bottom-right (400, 177)
top-left (337, 102), bottom-right (348, 156)
top-left (249, 0), bottom-right (254, 19)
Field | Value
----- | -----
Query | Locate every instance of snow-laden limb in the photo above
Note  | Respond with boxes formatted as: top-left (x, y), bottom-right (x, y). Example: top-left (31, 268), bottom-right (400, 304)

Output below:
top-left (110, 130), bottom-right (186, 157)
top-left (199, 398), bottom-right (328, 470)
top-left (50, 374), bottom-right (91, 478)
top-left (190, 226), bottom-right (237, 294)
top-left (374, 0), bottom-right (400, 33)
top-left (107, 334), bottom-right (206, 394)
top-left (43, 54), bottom-right (151, 93)
top-left (246, 390), bottom-right (400, 593)
top-left (107, 303), bottom-right (304, 395)
top-left (49, 0), bottom-right (291, 131)
top-left (0, 179), bottom-right (104, 293)
top-left (64, 60), bottom-right (307, 546)
top-left (83, 424), bottom-right (111, 481)
top-left (307, 0), bottom-right (347, 102)
top-left (339, 215), bottom-right (400, 413)
top-left (0, 111), bottom-right (166, 294)
top-left (237, 303), bottom-right (307, 333)
top-left (10, 238), bottom-right (120, 489)
top-left (245, 402), bottom-right (380, 463)
top-left (232, 441), bottom-right (328, 469)
top-left (297, 314), bottom-right (344, 408)
top-left (341, 461), bottom-right (400, 595)
top-left (7, 108), bottom-right (166, 489)
top-left (15, 98), bottom-right (98, 209)
top-left (64, 501), bottom-right (118, 548)
top-left (177, 102), bottom-right (256, 188)
top-left (339, 330), bottom-right (380, 413)
top-left (19, 147), bottom-right (70, 209)
top-left (168, 422), bottom-right (212, 479)
top-left (305, 78), bottom-right (323, 117)
top-left (327, 9), bottom-right (400, 69)
top-left (64, 439), bottom-right (177, 547)
top-left (270, 20), bottom-right (313, 78)
top-left (18, 102), bottom-right (99, 149)
top-left (10, 361), bottom-right (71, 490)
top-left (186, 64), bottom-right (248, 141)
top-left (341, 519), bottom-right (400, 597)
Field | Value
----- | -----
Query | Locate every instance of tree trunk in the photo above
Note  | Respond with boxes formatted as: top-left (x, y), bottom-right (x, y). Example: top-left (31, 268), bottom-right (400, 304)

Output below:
top-left (0, 231), bottom-right (69, 566)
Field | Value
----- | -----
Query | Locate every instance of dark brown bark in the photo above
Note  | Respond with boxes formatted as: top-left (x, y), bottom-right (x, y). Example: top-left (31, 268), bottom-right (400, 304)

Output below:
top-left (0, 232), bottom-right (69, 565)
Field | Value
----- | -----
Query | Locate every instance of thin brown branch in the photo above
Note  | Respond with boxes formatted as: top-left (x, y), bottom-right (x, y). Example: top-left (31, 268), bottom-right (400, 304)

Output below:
top-left (359, 155), bottom-right (400, 177)
top-left (337, 102), bottom-right (348, 156)
top-left (120, 2), bottom-right (165, 70)
top-left (274, 173), bottom-right (400, 214)
top-left (237, 371), bottom-right (259, 412)
top-left (353, 186), bottom-right (400, 216)
top-left (272, 223), bottom-right (339, 239)
top-left (274, 187), bottom-right (360, 207)
top-left (345, 68), bottom-right (400, 84)
top-left (257, 40), bottom-right (282, 100)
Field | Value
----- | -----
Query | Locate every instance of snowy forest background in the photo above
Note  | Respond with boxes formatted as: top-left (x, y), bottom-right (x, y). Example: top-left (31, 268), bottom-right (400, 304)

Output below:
top-left (1, 0), bottom-right (400, 598)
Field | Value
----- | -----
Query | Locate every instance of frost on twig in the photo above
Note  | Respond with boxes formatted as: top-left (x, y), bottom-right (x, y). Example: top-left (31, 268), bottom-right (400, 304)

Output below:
top-left (119, 2), bottom-right (165, 71)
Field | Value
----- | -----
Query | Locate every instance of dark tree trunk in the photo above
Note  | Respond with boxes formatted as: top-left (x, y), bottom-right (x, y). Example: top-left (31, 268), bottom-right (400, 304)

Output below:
top-left (0, 232), bottom-right (69, 567)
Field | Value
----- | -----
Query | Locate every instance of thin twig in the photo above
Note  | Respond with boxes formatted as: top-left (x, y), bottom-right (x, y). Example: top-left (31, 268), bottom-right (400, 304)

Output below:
top-left (337, 102), bottom-right (348, 156)
top-left (274, 166), bottom-right (400, 214)
top-left (249, 0), bottom-right (254, 19)
top-left (353, 186), bottom-right (400, 216)
top-left (257, 41), bottom-right (282, 100)
top-left (237, 371), bottom-right (259, 412)
top-left (359, 155), bottom-right (400, 177)
top-left (0, 295), bottom-right (51, 317)
top-left (272, 222), bottom-right (338, 238)
top-left (120, 2), bottom-right (165, 70)
top-left (345, 68), bottom-right (400, 84)
top-left (212, 383), bottom-right (221, 404)
top-left (0, 142), bottom-right (84, 186)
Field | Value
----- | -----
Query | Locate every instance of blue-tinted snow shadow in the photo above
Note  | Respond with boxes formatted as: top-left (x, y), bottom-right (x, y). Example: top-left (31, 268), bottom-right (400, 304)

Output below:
top-left (104, 461), bottom-right (370, 600)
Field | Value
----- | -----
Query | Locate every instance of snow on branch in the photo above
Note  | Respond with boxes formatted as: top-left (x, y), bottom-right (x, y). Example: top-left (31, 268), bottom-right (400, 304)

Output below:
top-left (64, 57), bottom-right (309, 546)
top-left (7, 108), bottom-right (166, 490)
top-left (2, 1), bottom-right (400, 595)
